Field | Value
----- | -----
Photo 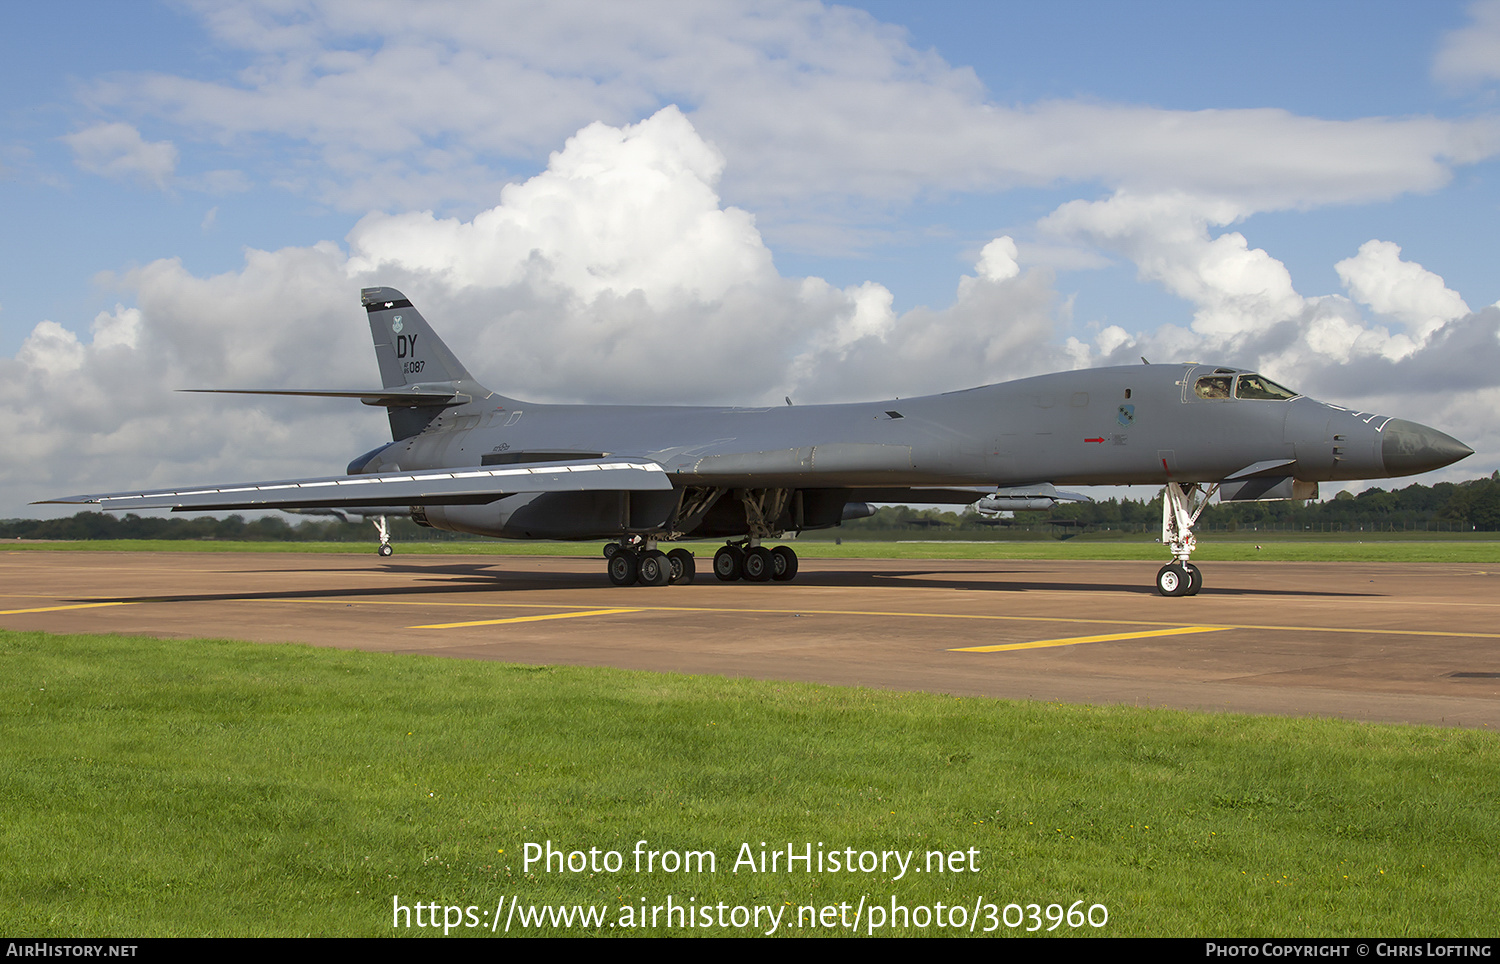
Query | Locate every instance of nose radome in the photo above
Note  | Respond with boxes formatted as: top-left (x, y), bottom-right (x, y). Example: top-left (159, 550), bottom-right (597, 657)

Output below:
top-left (1381, 419), bottom-right (1474, 476)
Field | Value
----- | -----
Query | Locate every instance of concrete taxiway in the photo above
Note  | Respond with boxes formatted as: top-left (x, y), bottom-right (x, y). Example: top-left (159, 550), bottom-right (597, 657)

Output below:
top-left (3, 550), bottom-right (1498, 727)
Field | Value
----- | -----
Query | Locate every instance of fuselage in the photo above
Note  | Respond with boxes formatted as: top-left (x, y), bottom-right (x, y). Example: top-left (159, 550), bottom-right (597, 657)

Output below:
top-left (345, 360), bottom-right (1473, 543)
top-left (358, 363), bottom-right (1456, 490)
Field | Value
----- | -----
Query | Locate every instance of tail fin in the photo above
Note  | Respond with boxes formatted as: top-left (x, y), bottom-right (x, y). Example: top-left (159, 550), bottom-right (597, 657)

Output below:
top-left (180, 288), bottom-right (496, 444)
top-left (362, 286), bottom-right (475, 388)
top-left (361, 286), bottom-right (495, 440)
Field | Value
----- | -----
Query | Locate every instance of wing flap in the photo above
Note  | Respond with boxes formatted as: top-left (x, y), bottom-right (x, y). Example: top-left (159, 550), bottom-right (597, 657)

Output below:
top-left (39, 459), bottom-right (671, 512)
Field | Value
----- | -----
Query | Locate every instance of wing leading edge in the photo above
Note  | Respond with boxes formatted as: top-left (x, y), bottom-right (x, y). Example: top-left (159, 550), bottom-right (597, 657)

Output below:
top-left (38, 460), bottom-right (671, 513)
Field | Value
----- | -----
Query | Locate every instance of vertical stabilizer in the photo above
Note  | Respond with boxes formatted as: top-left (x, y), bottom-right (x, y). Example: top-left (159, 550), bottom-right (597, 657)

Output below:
top-left (360, 287), bottom-right (491, 441)
top-left (362, 287), bottom-right (475, 388)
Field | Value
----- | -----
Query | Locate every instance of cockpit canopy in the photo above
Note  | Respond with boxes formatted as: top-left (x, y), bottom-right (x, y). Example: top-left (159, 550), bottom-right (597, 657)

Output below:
top-left (1193, 371), bottom-right (1299, 401)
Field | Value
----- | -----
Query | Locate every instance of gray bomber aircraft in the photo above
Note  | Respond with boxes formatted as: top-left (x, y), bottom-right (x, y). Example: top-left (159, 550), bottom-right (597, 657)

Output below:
top-left (42, 286), bottom-right (1474, 595)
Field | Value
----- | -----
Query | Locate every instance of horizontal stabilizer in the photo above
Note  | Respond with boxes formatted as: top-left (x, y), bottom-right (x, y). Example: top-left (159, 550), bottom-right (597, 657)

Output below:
top-left (180, 387), bottom-right (471, 407)
top-left (38, 460), bottom-right (670, 513)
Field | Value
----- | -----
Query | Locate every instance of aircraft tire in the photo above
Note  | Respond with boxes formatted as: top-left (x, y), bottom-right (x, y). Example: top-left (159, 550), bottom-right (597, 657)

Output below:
top-left (603, 542), bottom-right (621, 560)
top-left (713, 546), bottom-right (743, 581)
top-left (639, 550), bottom-right (670, 587)
top-left (378, 544), bottom-right (394, 557)
top-left (743, 546), bottom-right (774, 582)
top-left (771, 545), bottom-right (799, 581)
top-left (1156, 563), bottom-right (1190, 597)
top-left (668, 548), bottom-right (695, 585)
top-left (1184, 563), bottom-right (1202, 596)
top-left (608, 550), bottom-right (639, 586)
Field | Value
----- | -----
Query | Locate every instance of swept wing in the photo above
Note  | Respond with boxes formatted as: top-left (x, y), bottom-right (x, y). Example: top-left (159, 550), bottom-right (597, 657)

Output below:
top-left (40, 459), bottom-right (670, 512)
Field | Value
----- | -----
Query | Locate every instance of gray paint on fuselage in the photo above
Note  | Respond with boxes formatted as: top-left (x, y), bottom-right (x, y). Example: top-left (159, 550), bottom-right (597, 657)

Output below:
top-left (361, 363), bottom-right (1397, 491)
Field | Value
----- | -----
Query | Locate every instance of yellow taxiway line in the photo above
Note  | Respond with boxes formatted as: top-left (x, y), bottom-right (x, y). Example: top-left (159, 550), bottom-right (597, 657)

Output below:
top-left (952, 625), bottom-right (1229, 653)
top-left (270, 597), bottom-right (1500, 641)
top-left (8, 592), bottom-right (1500, 647)
top-left (410, 608), bottom-right (641, 630)
top-left (0, 602), bottom-right (135, 615)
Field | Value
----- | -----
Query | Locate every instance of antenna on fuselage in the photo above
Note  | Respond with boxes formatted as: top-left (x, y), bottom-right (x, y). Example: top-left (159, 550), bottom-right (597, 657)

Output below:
top-left (1140, 356), bottom-right (1151, 365)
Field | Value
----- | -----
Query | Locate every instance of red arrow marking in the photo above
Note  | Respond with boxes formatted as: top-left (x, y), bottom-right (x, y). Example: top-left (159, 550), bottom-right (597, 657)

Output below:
top-left (1084, 437), bottom-right (1106, 443)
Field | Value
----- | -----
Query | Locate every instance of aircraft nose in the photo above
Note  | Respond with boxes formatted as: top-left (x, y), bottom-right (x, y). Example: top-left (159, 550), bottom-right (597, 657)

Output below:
top-left (1381, 418), bottom-right (1473, 476)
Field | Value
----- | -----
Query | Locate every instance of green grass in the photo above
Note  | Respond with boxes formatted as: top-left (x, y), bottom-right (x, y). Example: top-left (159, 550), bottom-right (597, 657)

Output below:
top-left (2, 630), bottom-right (1496, 937)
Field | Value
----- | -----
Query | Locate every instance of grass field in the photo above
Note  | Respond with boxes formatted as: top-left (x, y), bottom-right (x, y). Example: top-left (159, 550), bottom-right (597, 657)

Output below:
top-left (3, 627), bottom-right (1497, 938)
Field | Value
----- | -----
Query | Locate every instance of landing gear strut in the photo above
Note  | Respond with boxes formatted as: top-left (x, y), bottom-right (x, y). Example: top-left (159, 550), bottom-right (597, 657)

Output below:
top-left (1157, 483), bottom-right (1216, 596)
top-left (373, 515), bottom-right (393, 557)
top-left (602, 483), bottom-right (803, 587)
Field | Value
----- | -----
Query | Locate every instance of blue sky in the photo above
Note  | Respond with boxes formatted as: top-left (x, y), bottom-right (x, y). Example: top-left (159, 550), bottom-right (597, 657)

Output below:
top-left (2, 1), bottom-right (1498, 515)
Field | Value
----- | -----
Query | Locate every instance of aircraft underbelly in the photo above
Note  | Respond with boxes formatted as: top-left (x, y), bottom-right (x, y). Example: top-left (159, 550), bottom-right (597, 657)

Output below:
top-left (422, 490), bottom-right (680, 540)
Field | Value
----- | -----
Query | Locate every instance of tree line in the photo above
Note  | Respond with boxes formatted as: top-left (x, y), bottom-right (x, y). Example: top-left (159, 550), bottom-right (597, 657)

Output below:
top-left (4, 472), bottom-right (1498, 541)
top-left (0, 512), bottom-right (474, 543)
top-left (843, 472), bottom-right (1500, 533)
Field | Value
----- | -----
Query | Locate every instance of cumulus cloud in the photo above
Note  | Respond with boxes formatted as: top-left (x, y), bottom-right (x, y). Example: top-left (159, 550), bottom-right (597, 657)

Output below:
top-left (1041, 193), bottom-right (1302, 347)
top-left (1040, 190), bottom-right (1500, 445)
top-left (6, 108), bottom-right (1496, 516)
top-left (342, 109), bottom-right (1066, 405)
top-left (2, 110), bottom-right (1068, 512)
top-left (1, 244), bottom-right (369, 505)
top-left (345, 108), bottom-right (771, 305)
top-left (62, 122), bottom-right (178, 189)
top-left (974, 237), bottom-right (1021, 283)
top-left (1335, 240), bottom-right (1471, 338)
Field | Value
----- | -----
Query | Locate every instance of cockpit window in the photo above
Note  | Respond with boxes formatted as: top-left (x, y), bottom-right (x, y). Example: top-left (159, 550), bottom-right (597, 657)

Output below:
top-left (1194, 375), bottom-right (1233, 399)
top-left (1234, 374), bottom-right (1299, 400)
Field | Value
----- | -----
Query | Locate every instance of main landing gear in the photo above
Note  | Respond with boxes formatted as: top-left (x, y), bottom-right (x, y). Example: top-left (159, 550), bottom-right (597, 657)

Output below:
top-left (603, 538), bottom-right (696, 587)
top-left (600, 538), bottom-right (801, 586)
top-left (712, 541), bottom-right (799, 583)
top-left (1156, 482), bottom-right (1218, 596)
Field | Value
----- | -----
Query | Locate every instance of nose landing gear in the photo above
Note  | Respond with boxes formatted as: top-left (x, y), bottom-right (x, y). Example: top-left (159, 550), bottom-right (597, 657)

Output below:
top-left (1158, 483), bottom-right (1216, 596)
top-left (372, 515), bottom-right (394, 557)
